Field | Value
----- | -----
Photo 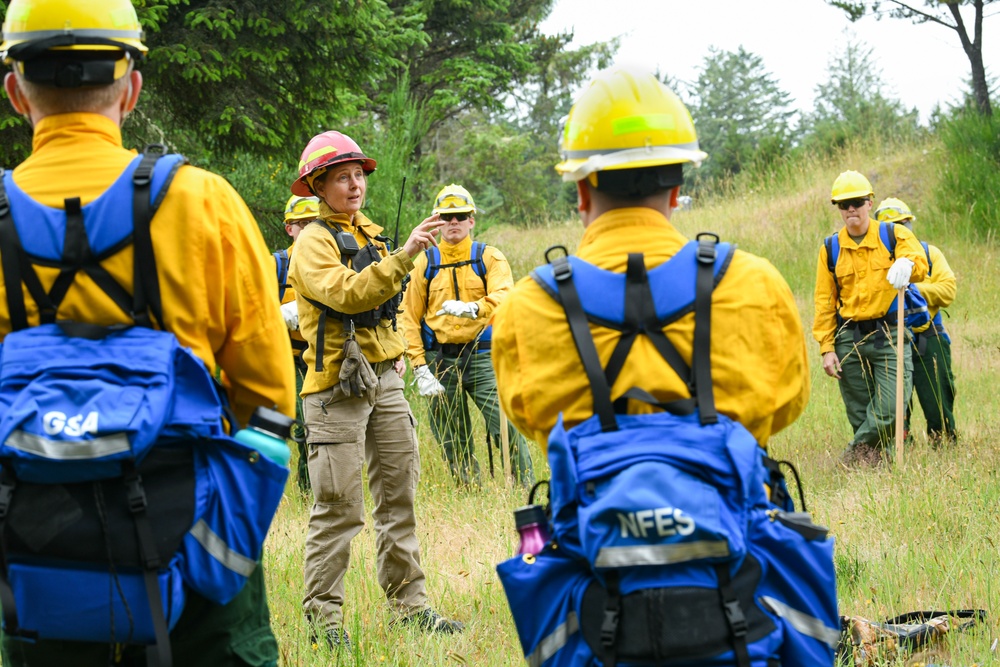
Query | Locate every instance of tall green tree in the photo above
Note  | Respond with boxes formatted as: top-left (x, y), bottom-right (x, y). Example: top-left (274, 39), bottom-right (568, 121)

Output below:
top-left (827, 0), bottom-right (995, 116)
top-left (801, 37), bottom-right (919, 150)
top-left (688, 47), bottom-right (796, 182)
top-left (384, 0), bottom-right (556, 131)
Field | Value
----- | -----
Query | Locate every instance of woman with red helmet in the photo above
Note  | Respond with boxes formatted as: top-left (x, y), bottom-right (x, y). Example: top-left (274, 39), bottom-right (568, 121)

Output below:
top-left (287, 131), bottom-right (461, 647)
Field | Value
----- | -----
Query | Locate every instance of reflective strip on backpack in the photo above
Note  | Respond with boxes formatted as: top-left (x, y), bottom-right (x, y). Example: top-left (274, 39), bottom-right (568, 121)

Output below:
top-left (4, 430), bottom-right (131, 460)
top-left (759, 595), bottom-right (841, 648)
top-left (189, 519), bottom-right (257, 577)
top-left (595, 540), bottom-right (730, 568)
top-left (527, 611), bottom-right (579, 667)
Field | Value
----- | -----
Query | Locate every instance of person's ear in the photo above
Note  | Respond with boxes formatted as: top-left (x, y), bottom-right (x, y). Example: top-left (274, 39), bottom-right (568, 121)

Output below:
top-left (576, 180), bottom-right (591, 213)
top-left (4, 72), bottom-right (30, 116)
top-left (121, 70), bottom-right (142, 115)
top-left (669, 186), bottom-right (680, 209)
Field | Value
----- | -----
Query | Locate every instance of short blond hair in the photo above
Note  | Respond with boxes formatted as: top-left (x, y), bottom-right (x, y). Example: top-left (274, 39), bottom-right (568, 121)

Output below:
top-left (12, 64), bottom-right (131, 116)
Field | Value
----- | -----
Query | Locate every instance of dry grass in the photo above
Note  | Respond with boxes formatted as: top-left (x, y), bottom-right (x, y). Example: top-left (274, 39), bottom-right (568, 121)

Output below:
top-left (262, 136), bottom-right (1000, 666)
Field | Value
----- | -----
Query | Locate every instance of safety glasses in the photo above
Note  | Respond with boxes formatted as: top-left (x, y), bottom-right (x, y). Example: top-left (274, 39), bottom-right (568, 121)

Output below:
top-left (836, 197), bottom-right (869, 211)
top-left (436, 192), bottom-right (473, 207)
top-left (440, 213), bottom-right (469, 222)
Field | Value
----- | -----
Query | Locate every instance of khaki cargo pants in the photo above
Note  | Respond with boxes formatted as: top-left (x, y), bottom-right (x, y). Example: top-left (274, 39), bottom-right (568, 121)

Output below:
top-left (301, 366), bottom-right (427, 630)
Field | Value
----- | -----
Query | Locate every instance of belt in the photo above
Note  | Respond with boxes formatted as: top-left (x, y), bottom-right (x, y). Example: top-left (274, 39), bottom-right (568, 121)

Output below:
top-left (434, 340), bottom-right (491, 356)
top-left (840, 316), bottom-right (891, 347)
top-left (371, 358), bottom-right (398, 377)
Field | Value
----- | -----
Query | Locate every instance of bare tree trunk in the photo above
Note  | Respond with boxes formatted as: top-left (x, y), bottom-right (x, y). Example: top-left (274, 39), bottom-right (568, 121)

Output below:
top-left (947, 0), bottom-right (993, 116)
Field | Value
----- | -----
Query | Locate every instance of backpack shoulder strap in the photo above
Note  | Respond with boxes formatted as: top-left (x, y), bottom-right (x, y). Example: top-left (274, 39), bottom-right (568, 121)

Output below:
top-left (550, 253), bottom-right (619, 432)
top-left (472, 241), bottom-right (488, 288)
top-left (921, 241), bottom-right (932, 276)
top-left (692, 234), bottom-right (719, 425)
top-left (0, 170), bottom-right (36, 332)
top-left (879, 221), bottom-right (897, 260)
top-left (273, 248), bottom-right (290, 301)
top-left (423, 246), bottom-right (442, 313)
top-left (824, 233), bottom-right (838, 275)
top-left (824, 233), bottom-right (842, 306)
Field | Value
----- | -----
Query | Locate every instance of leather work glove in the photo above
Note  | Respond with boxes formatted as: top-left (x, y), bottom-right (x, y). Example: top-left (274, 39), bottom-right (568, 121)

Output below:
top-left (280, 301), bottom-right (299, 330)
top-left (413, 365), bottom-right (446, 397)
top-left (886, 257), bottom-right (914, 290)
top-left (339, 338), bottom-right (380, 404)
top-left (436, 300), bottom-right (479, 319)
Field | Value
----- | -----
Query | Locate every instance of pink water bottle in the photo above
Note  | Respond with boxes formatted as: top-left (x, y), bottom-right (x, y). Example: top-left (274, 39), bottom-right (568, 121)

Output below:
top-left (514, 504), bottom-right (551, 556)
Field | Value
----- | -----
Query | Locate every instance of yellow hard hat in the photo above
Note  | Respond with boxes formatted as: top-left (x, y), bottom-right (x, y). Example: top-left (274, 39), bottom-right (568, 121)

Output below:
top-left (830, 170), bottom-right (874, 203)
top-left (555, 67), bottom-right (707, 183)
top-left (432, 184), bottom-right (476, 215)
top-left (874, 197), bottom-right (915, 224)
top-left (284, 195), bottom-right (320, 223)
top-left (1, 0), bottom-right (147, 84)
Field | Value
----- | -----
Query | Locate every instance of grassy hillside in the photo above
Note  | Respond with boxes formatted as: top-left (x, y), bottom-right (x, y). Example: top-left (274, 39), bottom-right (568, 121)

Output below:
top-left (266, 136), bottom-right (1000, 666)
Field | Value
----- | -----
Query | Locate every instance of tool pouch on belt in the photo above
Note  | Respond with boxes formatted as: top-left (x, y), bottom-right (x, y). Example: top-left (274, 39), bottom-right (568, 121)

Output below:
top-left (339, 338), bottom-right (380, 405)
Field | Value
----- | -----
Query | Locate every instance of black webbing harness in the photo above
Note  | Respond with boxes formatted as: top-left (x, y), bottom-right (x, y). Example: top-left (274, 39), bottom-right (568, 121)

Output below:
top-left (301, 222), bottom-right (402, 372)
top-left (544, 234), bottom-right (752, 667)
top-left (0, 146), bottom-right (183, 667)
top-left (420, 242), bottom-right (490, 355)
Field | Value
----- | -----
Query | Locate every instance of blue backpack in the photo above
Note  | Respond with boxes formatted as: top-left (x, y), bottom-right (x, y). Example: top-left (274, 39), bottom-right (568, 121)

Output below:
top-left (419, 241), bottom-right (491, 353)
top-left (0, 148), bottom-right (288, 667)
top-left (496, 235), bottom-right (839, 666)
top-left (274, 247), bottom-right (291, 301)
top-left (824, 222), bottom-right (930, 330)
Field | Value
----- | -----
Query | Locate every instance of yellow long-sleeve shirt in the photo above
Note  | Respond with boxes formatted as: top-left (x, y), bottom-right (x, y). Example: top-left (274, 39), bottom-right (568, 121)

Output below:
top-left (915, 243), bottom-right (956, 321)
top-left (491, 207), bottom-right (810, 451)
top-left (1, 113), bottom-right (295, 424)
top-left (812, 220), bottom-right (929, 354)
top-left (288, 207), bottom-right (414, 395)
top-left (401, 235), bottom-right (514, 367)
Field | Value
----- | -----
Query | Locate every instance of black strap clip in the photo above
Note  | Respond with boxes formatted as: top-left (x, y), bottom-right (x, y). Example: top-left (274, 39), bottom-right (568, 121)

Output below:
top-left (696, 232), bottom-right (719, 264)
top-left (123, 467), bottom-right (148, 514)
top-left (724, 599), bottom-right (749, 638)
top-left (0, 472), bottom-right (16, 520)
top-left (551, 255), bottom-right (573, 282)
top-left (600, 608), bottom-right (620, 648)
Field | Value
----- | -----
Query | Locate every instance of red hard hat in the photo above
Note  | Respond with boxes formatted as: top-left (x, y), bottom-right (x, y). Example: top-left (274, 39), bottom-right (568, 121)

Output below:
top-left (291, 131), bottom-right (377, 197)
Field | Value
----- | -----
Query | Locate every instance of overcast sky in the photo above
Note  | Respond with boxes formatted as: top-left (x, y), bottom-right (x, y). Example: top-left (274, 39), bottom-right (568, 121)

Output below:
top-left (540, 0), bottom-right (1000, 124)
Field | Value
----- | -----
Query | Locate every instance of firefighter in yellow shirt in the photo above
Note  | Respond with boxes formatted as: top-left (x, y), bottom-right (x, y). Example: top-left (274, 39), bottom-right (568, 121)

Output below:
top-left (875, 198), bottom-right (958, 443)
top-left (492, 69), bottom-right (809, 454)
top-left (0, 0), bottom-right (294, 663)
top-left (275, 194), bottom-right (320, 491)
top-left (813, 172), bottom-right (928, 465)
top-left (401, 184), bottom-right (534, 487)
top-left (287, 130), bottom-right (462, 647)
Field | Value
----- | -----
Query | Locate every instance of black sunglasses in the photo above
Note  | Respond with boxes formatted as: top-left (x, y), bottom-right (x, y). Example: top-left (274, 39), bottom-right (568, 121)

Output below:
top-left (440, 213), bottom-right (469, 222)
top-left (836, 198), bottom-right (869, 211)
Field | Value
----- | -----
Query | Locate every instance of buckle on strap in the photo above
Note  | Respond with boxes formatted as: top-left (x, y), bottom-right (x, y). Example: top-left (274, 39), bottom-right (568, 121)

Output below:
top-left (696, 232), bottom-right (719, 264)
top-left (724, 599), bottom-right (749, 638)
top-left (552, 256), bottom-right (573, 282)
top-left (0, 475), bottom-right (16, 520)
top-left (600, 608), bottom-right (620, 648)
top-left (123, 468), bottom-right (148, 514)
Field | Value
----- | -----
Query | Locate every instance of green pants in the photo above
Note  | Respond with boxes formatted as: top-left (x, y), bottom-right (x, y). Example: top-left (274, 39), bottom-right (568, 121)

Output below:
top-left (835, 327), bottom-right (913, 452)
top-left (427, 350), bottom-right (534, 486)
top-left (908, 332), bottom-right (957, 440)
top-left (1, 563), bottom-right (278, 667)
top-left (293, 356), bottom-right (310, 492)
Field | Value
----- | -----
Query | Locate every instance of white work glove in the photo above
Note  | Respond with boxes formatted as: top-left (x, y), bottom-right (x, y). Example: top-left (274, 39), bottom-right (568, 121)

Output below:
top-left (280, 301), bottom-right (299, 330)
top-left (413, 365), bottom-right (446, 397)
top-left (886, 257), bottom-right (915, 290)
top-left (436, 300), bottom-right (479, 319)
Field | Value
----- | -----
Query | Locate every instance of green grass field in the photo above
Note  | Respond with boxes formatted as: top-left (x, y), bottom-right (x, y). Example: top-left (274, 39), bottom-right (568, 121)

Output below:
top-left (267, 137), bottom-right (1000, 666)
